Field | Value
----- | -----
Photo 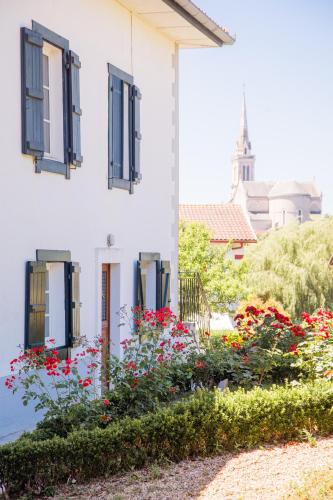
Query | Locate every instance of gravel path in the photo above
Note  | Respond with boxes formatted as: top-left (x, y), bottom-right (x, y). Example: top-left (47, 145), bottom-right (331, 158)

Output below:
top-left (52, 436), bottom-right (333, 499)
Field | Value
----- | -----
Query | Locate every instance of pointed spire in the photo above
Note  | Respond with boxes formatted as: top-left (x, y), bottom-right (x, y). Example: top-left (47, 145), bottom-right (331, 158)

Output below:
top-left (240, 91), bottom-right (248, 141)
top-left (236, 89), bottom-right (251, 155)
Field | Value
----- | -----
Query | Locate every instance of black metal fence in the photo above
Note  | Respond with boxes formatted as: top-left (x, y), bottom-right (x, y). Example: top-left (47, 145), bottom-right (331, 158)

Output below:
top-left (178, 272), bottom-right (211, 334)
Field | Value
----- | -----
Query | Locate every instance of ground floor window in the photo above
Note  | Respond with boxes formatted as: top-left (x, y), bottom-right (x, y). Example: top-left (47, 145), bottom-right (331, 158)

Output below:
top-left (25, 250), bottom-right (81, 353)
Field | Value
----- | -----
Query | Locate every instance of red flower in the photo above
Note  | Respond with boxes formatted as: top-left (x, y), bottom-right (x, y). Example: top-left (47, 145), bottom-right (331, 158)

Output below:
top-left (172, 341), bottom-right (186, 351)
top-left (231, 341), bottom-right (241, 351)
top-left (62, 366), bottom-right (71, 376)
top-left (169, 386), bottom-right (177, 393)
top-left (289, 344), bottom-right (298, 354)
top-left (79, 377), bottom-right (92, 387)
top-left (126, 361), bottom-right (137, 370)
top-left (103, 399), bottom-right (109, 407)
top-left (195, 360), bottom-right (205, 369)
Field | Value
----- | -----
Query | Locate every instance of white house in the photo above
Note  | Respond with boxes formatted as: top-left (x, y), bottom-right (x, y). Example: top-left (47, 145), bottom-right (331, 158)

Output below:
top-left (0, 0), bottom-right (234, 441)
top-left (231, 94), bottom-right (322, 234)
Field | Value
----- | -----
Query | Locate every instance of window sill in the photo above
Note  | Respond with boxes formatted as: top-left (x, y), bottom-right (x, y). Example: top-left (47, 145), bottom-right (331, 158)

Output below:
top-left (108, 177), bottom-right (133, 193)
top-left (36, 158), bottom-right (70, 178)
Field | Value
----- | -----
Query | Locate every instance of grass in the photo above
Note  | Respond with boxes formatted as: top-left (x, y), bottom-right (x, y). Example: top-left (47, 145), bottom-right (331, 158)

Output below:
top-left (284, 469), bottom-right (333, 499)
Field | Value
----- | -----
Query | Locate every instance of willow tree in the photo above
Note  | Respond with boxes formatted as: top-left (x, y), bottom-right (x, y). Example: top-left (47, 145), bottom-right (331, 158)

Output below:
top-left (245, 217), bottom-right (333, 318)
top-left (179, 222), bottom-right (248, 312)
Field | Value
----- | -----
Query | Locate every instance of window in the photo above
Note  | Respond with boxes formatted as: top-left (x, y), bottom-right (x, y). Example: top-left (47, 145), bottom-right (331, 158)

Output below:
top-left (45, 262), bottom-right (66, 346)
top-left (297, 209), bottom-right (303, 224)
top-left (25, 250), bottom-right (81, 354)
top-left (136, 253), bottom-right (171, 310)
top-left (42, 43), bottom-right (64, 162)
top-left (21, 22), bottom-right (82, 178)
top-left (108, 64), bottom-right (142, 193)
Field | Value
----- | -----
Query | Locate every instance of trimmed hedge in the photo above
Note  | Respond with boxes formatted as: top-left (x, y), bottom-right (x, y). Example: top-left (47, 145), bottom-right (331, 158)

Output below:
top-left (1, 382), bottom-right (333, 497)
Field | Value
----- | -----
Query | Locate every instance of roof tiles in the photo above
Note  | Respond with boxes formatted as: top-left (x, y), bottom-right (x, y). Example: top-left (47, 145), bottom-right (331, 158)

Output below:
top-left (179, 203), bottom-right (257, 243)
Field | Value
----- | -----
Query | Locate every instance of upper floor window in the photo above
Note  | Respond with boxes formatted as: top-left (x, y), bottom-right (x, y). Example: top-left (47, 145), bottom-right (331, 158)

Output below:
top-left (21, 22), bottom-right (82, 178)
top-left (108, 64), bottom-right (142, 193)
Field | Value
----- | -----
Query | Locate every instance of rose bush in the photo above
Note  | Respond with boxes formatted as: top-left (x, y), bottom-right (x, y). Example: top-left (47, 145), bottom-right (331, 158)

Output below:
top-left (5, 337), bottom-right (102, 414)
top-left (106, 306), bottom-right (197, 416)
top-left (6, 305), bottom-right (332, 441)
top-left (198, 306), bottom-right (333, 387)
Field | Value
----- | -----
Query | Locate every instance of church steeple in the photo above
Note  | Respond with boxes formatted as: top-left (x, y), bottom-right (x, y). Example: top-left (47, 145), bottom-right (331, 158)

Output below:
top-left (231, 91), bottom-right (256, 196)
top-left (236, 92), bottom-right (251, 155)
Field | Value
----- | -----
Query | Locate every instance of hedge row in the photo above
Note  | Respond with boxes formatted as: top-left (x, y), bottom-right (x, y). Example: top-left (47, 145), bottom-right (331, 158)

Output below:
top-left (1, 382), bottom-right (333, 497)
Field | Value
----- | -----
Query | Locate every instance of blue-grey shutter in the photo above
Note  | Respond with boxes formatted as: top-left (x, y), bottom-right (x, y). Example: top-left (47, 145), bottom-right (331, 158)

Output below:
top-left (68, 262), bottom-right (81, 346)
top-left (111, 76), bottom-right (123, 178)
top-left (21, 28), bottom-right (44, 156)
top-left (161, 261), bottom-right (171, 308)
top-left (136, 260), bottom-right (145, 309)
top-left (68, 51), bottom-right (83, 167)
top-left (131, 85), bottom-right (142, 182)
top-left (156, 260), bottom-right (162, 309)
top-left (25, 261), bottom-right (47, 348)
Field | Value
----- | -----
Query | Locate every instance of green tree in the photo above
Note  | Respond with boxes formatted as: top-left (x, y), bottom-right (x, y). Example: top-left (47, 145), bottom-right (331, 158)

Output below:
top-left (245, 217), bottom-right (333, 319)
top-left (179, 222), bottom-right (248, 312)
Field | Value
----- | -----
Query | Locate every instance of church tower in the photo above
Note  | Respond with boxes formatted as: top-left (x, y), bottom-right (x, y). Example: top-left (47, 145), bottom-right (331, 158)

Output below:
top-left (231, 93), bottom-right (256, 194)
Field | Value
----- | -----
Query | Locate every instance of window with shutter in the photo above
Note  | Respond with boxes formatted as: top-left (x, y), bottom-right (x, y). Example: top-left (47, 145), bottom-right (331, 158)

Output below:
top-left (25, 261), bottom-right (47, 349)
top-left (160, 261), bottom-right (171, 308)
top-left (25, 251), bottom-right (81, 354)
top-left (108, 63), bottom-right (142, 193)
top-left (21, 22), bottom-right (82, 178)
top-left (136, 253), bottom-right (162, 310)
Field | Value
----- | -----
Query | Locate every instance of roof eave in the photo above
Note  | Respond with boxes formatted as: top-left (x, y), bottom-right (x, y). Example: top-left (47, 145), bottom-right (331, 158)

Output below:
top-left (162, 0), bottom-right (235, 46)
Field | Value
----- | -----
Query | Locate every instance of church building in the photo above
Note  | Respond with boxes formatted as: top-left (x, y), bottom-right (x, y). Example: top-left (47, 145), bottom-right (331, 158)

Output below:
top-left (230, 95), bottom-right (322, 234)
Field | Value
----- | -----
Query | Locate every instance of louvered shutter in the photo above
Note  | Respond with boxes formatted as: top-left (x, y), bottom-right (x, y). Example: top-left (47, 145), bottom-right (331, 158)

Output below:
top-left (161, 261), bottom-right (171, 308)
top-left (111, 76), bottom-right (123, 178)
top-left (68, 262), bottom-right (81, 346)
top-left (21, 28), bottom-right (44, 156)
top-left (25, 261), bottom-right (47, 348)
top-left (156, 260), bottom-right (162, 309)
top-left (136, 260), bottom-right (145, 309)
top-left (68, 51), bottom-right (83, 167)
top-left (131, 85), bottom-right (142, 182)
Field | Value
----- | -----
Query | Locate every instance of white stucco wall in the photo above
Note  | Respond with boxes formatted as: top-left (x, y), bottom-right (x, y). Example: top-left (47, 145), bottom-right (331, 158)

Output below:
top-left (0, 0), bottom-right (178, 377)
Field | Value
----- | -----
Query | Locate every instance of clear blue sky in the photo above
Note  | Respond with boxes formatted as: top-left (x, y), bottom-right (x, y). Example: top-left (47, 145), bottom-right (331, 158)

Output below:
top-left (179, 0), bottom-right (333, 214)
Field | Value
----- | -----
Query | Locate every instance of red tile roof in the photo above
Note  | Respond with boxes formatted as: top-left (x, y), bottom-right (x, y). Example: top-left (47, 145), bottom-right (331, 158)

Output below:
top-left (179, 204), bottom-right (257, 243)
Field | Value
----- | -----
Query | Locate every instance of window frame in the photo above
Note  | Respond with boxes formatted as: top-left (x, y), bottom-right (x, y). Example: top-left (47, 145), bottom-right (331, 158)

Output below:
top-left (31, 21), bottom-right (70, 178)
top-left (25, 250), bottom-right (73, 355)
top-left (108, 63), bottom-right (134, 193)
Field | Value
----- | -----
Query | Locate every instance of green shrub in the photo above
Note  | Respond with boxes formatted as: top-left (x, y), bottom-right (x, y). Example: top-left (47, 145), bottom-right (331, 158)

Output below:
top-left (1, 381), bottom-right (332, 497)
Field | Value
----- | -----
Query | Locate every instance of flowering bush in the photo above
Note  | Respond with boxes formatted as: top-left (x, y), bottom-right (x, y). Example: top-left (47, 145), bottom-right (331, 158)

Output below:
top-left (6, 338), bottom-right (102, 420)
top-left (203, 306), bottom-right (333, 386)
top-left (107, 307), bottom-right (197, 416)
top-left (291, 310), bottom-right (333, 381)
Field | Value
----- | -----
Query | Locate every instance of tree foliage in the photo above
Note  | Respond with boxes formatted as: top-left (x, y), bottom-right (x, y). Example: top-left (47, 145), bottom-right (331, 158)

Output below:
top-left (245, 217), bottom-right (333, 319)
top-left (178, 222), bottom-right (247, 312)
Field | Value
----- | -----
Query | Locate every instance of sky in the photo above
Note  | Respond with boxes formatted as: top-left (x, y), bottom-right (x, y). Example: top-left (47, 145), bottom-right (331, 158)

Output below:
top-left (179, 0), bottom-right (333, 214)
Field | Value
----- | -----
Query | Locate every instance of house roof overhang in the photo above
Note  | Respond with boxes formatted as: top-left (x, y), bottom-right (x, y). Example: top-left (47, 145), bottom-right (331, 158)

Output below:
top-left (116, 0), bottom-right (235, 48)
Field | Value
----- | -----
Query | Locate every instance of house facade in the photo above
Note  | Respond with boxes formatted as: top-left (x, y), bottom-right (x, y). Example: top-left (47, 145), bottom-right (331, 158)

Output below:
top-left (0, 0), bottom-right (234, 441)
top-left (231, 94), bottom-right (322, 234)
